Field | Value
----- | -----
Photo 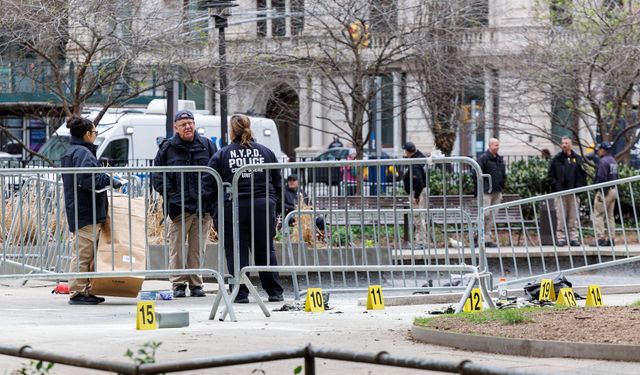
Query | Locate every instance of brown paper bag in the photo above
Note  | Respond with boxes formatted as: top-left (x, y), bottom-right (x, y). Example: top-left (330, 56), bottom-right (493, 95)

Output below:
top-left (91, 196), bottom-right (147, 297)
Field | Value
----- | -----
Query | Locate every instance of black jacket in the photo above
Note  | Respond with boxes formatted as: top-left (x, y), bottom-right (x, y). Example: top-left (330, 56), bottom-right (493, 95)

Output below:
top-left (403, 150), bottom-right (426, 199)
top-left (61, 137), bottom-right (111, 232)
top-left (281, 186), bottom-right (309, 216)
top-left (209, 140), bottom-right (282, 204)
top-left (548, 150), bottom-right (587, 192)
top-left (477, 150), bottom-right (506, 194)
top-left (152, 133), bottom-right (217, 220)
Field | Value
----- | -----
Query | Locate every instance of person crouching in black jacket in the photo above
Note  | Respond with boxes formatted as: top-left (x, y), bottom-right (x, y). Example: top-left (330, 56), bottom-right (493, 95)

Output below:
top-left (152, 110), bottom-right (217, 298)
top-left (61, 116), bottom-right (121, 305)
top-left (208, 114), bottom-right (284, 304)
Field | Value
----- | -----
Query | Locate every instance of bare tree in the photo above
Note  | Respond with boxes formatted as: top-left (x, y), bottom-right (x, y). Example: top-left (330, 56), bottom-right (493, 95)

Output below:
top-left (232, 0), bottom-right (419, 160)
top-left (411, 0), bottom-right (486, 156)
top-left (0, 0), bottom-right (210, 158)
top-left (508, 0), bottom-right (640, 163)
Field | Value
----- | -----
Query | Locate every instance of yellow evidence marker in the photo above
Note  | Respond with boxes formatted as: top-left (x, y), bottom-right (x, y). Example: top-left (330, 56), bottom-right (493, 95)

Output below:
top-left (136, 301), bottom-right (157, 330)
top-left (366, 285), bottom-right (384, 310)
top-left (556, 288), bottom-right (577, 307)
top-left (463, 288), bottom-right (482, 312)
top-left (586, 285), bottom-right (604, 307)
top-left (304, 288), bottom-right (325, 312)
top-left (538, 278), bottom-right (556, 301)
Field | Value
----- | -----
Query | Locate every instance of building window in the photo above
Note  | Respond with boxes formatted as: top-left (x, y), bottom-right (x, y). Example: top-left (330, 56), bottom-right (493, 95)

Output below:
top-left (257, 0), bottom-right (267, 37)
top-left (551, 96), bottom-right (574, 142)
top-left (291, 0), bottom-right (305, 36)
top-left (369, 74), bottom-right (395, 148)
top-left (256, 0), bottom-right (304, 38)
top-left (184, 0), bottom-right (209, 41)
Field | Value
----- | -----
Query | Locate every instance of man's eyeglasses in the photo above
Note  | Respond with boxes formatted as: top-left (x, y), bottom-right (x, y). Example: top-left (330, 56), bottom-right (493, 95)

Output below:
top-left (176, 121), bottom-right (195, 129)
top-left (90, 130), bottom-right (99, 135)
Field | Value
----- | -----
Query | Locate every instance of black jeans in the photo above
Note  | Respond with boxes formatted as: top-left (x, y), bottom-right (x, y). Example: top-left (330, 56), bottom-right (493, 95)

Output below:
top-left (224, 198), bottom-right (283, 297)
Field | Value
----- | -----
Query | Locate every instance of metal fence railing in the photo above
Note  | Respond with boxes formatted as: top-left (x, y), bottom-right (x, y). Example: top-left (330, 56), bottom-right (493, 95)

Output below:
top-left (4, 155), bottom-right (586, 320)
top-left (0, 344), bottom-right (540, 375)
top-left (0, 166), bottom-right (235, 321)
top-left (212, 156), bottom-right (495, 320)
top-left (481, 174), bottom-right (640, 289)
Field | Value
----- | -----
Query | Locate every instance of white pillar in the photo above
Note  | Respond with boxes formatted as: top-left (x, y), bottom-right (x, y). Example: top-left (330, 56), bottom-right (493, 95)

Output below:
top-left (484, 67), bottom-right (495, 148)
top-left (298, 76), bottom-right (311, 149)
top-left (266, 0), bottom-right (273, 38)
top-left (392, 72), bottom-right (402, 158)
top-left (285, 0), bottom-right (292, 37)
top-left (311, 76), bottom-right (324, 149)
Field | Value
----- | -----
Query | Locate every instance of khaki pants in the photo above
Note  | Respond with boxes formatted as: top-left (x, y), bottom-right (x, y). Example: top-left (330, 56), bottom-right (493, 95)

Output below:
top-left (594, 188), bottom-right (617, 241)
top-left (555, 195), bottom-right (579, 242)
top-left (168, 213), bottom-right (212, 288)
top-left (69, 224), bottom-right (101, 297)
top-left (483, 192), bottom-right (503, 242)
top-left (413, 190), bottom-right (428, 246)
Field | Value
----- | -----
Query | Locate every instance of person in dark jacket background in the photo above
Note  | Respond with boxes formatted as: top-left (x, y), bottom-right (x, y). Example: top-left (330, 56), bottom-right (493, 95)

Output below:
top-left (61, 116), bottom-right (121, 305)
top-left (328, 135), bottom-right (343, 149)
top-left (280, 174), bottom-right (325, 239)
top-left (548, 136), bottom-right (587, 247)
top-left (591, 142), bottom-right (618, 247)
top-left (152, 110), bottom-right (217, 298)
top-left (402, 142), bottom-right (427, 246)
top-left (209, 114), bottom-right (284, 304)
top-left (477, 138), bottom-right (506, 247)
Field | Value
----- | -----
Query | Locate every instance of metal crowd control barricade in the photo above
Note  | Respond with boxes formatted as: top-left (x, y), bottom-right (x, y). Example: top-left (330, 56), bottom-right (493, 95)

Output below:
top-left (481, 175), bottom-right (640, 290)
top-left (0, 166), bottom-right (235, 321)
top-left (213, 156), bottom-right (495, 320)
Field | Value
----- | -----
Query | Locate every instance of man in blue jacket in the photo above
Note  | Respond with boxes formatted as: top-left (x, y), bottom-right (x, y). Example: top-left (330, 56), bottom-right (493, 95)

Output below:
top-left (591, 142), bottom-right (618, 247)
top-left (152, 110), bottom-right (217, 298)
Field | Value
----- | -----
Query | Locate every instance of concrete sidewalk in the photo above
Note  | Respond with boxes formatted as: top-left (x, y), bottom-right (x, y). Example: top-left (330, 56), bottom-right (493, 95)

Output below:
top-left (0, 279), bottom-right (639, 375)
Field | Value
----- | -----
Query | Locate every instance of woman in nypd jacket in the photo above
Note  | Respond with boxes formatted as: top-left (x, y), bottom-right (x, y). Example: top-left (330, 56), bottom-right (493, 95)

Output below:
top-left (208, 114), bottom-right (284, 304)
top-left (61, 116), bottom-right (120, 305)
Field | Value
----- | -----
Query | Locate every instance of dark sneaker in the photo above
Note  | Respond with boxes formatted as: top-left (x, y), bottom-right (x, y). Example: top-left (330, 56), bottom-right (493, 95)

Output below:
top-left (569, 240), bottom-right (581, 247)
top-left (190, 287), bottom-right (206, 297)
top-left (234, 294), bottom-right (249, 304)
top-left (268, 294), bottom-right (284, 302)
top-left (556, 241), bottom-right (567, 247)
top-left (173, 285), bottom-right (187, 298)
top-left (87, 294), bottom-right (106, 304)
top-left (68, 294), bottom-right (100, 305)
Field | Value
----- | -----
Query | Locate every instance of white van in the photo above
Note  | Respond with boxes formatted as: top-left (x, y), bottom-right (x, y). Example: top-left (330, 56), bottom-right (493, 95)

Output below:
top-left (37, 100), bottom-right (287, 165)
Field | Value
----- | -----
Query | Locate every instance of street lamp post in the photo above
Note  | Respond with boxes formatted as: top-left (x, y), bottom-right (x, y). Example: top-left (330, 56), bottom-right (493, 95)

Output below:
top-left (203, 0), bottom-right (238, 147)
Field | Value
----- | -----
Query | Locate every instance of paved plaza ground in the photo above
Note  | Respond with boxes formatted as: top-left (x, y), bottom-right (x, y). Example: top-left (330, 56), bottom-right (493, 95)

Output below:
top-left (1, 280), bottom-right (639, 374)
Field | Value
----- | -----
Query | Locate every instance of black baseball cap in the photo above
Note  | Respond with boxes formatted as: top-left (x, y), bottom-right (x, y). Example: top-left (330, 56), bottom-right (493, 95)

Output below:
top-left (174, 110), bottom-right (194, 122)
top-left (596, 141), bottom-right (612, 151)
top-left (287, 174), bottom-right (298, 181)
top-left (403, 142), bottom-right (416, 153)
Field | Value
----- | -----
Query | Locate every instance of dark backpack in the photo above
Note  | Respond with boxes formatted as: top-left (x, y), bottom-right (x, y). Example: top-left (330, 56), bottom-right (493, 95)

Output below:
top-left (523, 274), bottom-right (581, 300)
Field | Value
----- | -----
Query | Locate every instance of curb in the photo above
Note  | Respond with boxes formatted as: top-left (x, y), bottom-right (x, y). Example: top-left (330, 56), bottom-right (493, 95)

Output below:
top-left (411, 325), bottom-right (640, 362)
top-left (357, 284), bottom-right (640, 306)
